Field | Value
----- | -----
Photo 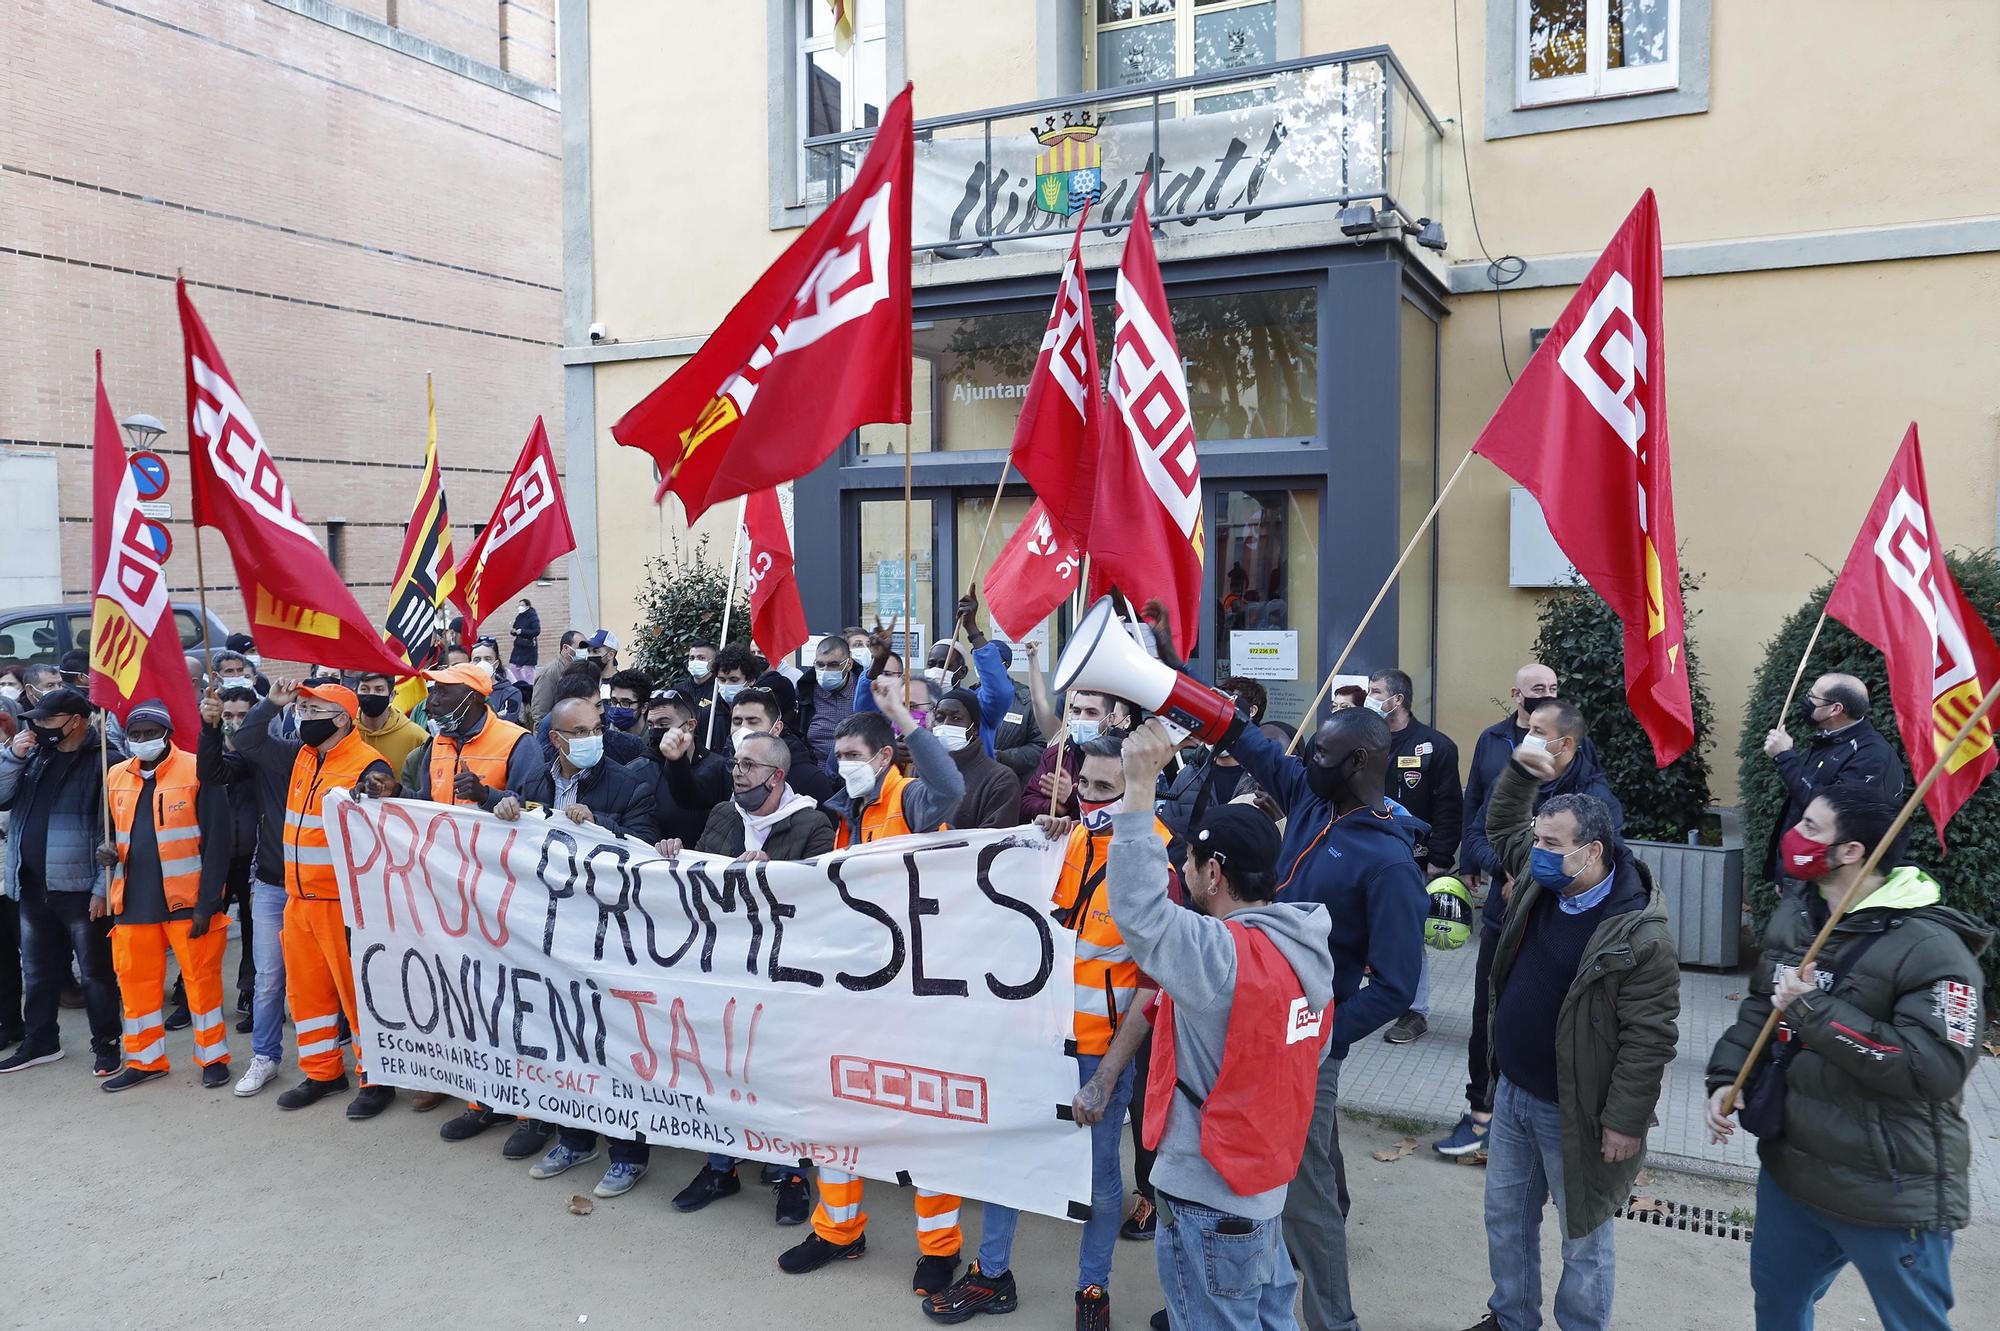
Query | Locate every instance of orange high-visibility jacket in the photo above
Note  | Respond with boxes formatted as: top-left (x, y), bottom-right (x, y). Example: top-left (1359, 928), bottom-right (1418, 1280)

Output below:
top-left (427, 715), bottom-right (530, 806)
top-left (833, 764), bottom-right (914, 848)
top-left (106, 747), bottom-right (202, 915)
top-left (286, 728), bottom-right (384, 900)
top-left (1054, 819), bottom-right (1168, 1056)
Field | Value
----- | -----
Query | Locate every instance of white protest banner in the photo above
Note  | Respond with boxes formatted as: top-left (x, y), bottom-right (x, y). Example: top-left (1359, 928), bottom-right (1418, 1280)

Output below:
top-left (324, 793), bottom-right (1091, 1220)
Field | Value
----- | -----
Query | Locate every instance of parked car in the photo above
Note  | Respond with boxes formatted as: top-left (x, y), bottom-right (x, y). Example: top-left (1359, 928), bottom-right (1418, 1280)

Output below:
top-left (0, 602), bottom-right (231, 672)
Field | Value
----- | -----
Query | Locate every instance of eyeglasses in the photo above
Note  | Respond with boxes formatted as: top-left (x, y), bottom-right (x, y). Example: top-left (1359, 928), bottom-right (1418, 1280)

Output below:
top-left (730, 757), bottom-right (777, 776)
top-left (1804, 695), bottom-right (1828, 708)
top-left (554, 727), bottom-right (604, 740)
top-left (294, 707), bottom-right (345, 722)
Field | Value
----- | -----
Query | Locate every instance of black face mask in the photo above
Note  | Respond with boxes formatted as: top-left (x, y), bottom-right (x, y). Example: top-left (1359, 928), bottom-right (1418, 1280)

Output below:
top-left (733, 779), bottom-right (778, 812)
top-left (645, 726), bottom-right (667, 751)
top-left (1522, 696), bottom-right (1555, 716)
top-left (298, 717), bottom-right (340, 748)
top-left (29, 722), bottom-right (68, 747)
top-left (1797, 699), bottom-right (1828, 728)
top-left (357, 694), bottom-right (392, 719)
top-left (1306, 756), bottom-right (1348, 803)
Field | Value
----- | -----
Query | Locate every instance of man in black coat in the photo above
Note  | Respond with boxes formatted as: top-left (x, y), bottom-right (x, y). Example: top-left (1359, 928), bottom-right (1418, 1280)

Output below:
top-left (728, 686), bottom-right (835, 803)
top-left (1761, 672), bottom-right (1904, 883)
top-left (1459, 662), bottom-right (1561, 863)
top-left (1368, 668), bottom-right (1462, 1048)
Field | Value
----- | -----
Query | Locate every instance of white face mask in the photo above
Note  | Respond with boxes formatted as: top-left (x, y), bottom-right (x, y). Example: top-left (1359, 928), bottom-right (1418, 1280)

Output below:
top-left (1068, 718), bottom-right (1102, 745)
top-left (853, 647), bottom-right (874, 669)
top-left (729, 726), bottom-right (753, 751)
top-left (932, 724), bottom-right (971, 752)
top-left (1364, 696), bottom-right (1391, 717)
top-left (1517, 733), bottom-right (1551, 758)
top-left (244, 655), bottom-right (262, 670)
top-left (925, 666), bottom-right (951, 693)
top-left (0, 683), bottom-right (20, 701)
top-left (565, 734), bottom-right (604, 769)
top-left (129, 737), bottom-right (168, 764)
top-left (687, 658), bottom-right (712, 681)
top-left (839, 758), bottom-right (879, 799)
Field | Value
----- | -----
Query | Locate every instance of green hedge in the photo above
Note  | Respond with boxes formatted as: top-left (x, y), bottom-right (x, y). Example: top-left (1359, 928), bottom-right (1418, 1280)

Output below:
top-left (1528, 573), bottom-right (1714, 842)
top-left (1737, 550), bottom-right (2000, 988)
top-left (628, 539), bottom-right (750, 686)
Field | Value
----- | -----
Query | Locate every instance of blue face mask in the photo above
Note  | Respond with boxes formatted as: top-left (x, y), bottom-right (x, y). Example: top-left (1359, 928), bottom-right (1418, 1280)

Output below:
top-left (605, 705), bottom-right (638, 731)
top-left (1529, 845), bottom-right (1580, 892)
top-left (565, 735), bottom-right (604, 769)
top-left (817, 668), bottom-right (847, 692)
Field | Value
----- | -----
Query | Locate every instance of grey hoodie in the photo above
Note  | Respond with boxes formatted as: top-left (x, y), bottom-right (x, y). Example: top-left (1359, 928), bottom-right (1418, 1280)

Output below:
top-left (1106, 810), bottom-right (1336, 1219)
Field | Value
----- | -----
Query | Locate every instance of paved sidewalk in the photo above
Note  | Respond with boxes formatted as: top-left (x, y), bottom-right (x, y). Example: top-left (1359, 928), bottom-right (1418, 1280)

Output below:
top-left (1340, 935), bottom-right (2000, 1218)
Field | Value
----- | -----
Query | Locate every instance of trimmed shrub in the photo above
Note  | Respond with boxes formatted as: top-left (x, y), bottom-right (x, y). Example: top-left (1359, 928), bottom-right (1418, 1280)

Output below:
top-left (1737, 552), bottom-right (2000, 988)
top-left (1529, 571), bottom-right (1714, 842)
top-left (628, 539), bottom-right (750, 685)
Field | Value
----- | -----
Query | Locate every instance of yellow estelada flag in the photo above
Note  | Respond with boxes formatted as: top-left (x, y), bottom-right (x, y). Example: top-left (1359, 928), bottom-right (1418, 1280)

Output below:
top-left (381, 373), bottom-right (460, 683)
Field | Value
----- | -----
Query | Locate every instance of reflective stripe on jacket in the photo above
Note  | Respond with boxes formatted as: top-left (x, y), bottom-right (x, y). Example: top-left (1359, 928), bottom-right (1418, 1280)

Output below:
top-left (427, 715), bottom-right (530, 806)
top-left (107, 747), bottom-right (202, 914)
top-left (286, 729), bottom-right (385, 900)
top-left (1054, 819), bottom-right (1167, 1055)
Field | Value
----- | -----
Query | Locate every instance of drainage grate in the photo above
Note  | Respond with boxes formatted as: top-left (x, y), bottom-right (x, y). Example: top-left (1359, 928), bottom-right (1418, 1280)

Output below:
top-left (1613, 1195), bottom-right (1754, 1242)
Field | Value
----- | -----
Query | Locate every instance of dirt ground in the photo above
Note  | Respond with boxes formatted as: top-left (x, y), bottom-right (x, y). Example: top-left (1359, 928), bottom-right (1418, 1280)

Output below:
top-left (2, 999), bottom-right (1991, 1330)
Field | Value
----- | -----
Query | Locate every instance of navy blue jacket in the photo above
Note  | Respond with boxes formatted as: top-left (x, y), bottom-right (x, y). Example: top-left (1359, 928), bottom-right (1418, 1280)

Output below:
top-left (1228, 722), bottom-right (1430, 1058)
top-left (1463, 749), bottom-right (1623, 930)
top-left (1460, 715), bottom-right (1527, 869)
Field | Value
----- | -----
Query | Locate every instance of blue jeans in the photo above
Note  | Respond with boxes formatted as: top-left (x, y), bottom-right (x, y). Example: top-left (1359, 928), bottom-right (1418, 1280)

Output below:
top-left (249, 879), bottom-right (288, 1062)
top-left (1484, 1076), bottom-right (1616, 1331)
top-left (978, 1052), bottom-right (1134, 1288)
top-left (1750, 1172), bottom-right (1955, 1331)
top-left (1156, 1193), bottom-right (1299, 1330)
top-left (1411, 948), bottom-right (1432, 1017)
top-left (17, 883), bottom-right (118, 1053)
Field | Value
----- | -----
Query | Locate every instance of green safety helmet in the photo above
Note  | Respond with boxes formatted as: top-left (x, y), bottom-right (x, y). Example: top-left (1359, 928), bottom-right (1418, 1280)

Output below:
top-left (1424, 875), bottom-right (1474, 951)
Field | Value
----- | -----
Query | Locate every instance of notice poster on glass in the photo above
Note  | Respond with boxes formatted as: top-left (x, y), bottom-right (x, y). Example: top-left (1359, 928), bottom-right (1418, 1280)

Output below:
top-left (1230, 630), bottom-right (1298, 681)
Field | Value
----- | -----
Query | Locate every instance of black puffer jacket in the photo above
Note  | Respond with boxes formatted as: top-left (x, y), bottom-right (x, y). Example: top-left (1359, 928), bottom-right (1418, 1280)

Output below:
top-left (1707, 868), bottom-right (1990, 1230)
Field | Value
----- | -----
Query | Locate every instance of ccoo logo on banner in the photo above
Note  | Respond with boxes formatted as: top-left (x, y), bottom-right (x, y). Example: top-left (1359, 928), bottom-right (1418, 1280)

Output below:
top-left (1873, 488), bottom-right (1996, 771)
top-left (323, 795), bottom-right (1092, 1220)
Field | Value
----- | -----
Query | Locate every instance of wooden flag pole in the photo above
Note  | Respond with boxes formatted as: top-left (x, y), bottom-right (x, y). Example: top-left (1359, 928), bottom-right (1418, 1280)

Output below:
top-left (1285, 448), bottom-right (1478, 755)
top-left (1719, 671), bottom-right (2000, 1117)
top-left (706, 495), bottom-right (749, 753)
top-left (1776, 605), bottom-right (1831, 726)
top-left (902, 422), bottom-right (914, 707)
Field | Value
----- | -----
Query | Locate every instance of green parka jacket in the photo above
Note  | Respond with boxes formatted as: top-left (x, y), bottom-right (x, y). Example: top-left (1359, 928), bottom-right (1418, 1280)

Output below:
top-left (1706, 867), bottom-right (1990, 1230)
top-left (1486, 759), bottom-right (1682, 1239)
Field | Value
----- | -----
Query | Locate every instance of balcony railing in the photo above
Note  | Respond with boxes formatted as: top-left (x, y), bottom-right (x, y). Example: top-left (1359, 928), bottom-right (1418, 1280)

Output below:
top-left (804, 45), bottom-right (1445, 260)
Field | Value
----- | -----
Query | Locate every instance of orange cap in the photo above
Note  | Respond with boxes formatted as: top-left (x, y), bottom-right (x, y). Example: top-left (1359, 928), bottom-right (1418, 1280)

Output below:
top-left (422, 663), bottom-right (493, 697)
top-left (297, 682), bottom-right (360, 719)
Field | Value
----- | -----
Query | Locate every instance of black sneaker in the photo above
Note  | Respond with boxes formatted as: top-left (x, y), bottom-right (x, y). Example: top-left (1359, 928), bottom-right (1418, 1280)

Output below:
top-left (164, 1005), bottom-right (192, 1032)
top-left (778, 1232), bottom-right (865, 1274)
top-left (924, 1264), bottom-right (1018, 1324)
top-left (439, 1106), bottom-right (505, 1141)
top-left (91, 1047), bottom-right (119, 1077)
top-left (1456, 1317), bottom-right (1502, 1331)
top-left (913, 1254), bottom-right (960, 1299)
top-left (1149, 1312), bottom-right (1169, 1331)
top-left (101, 1066), bottom-right (165, 1093)
top-left (201, 1063), bottom-right (232, 1089)
top-left (0, 1025), bottom-right (24, 1051)
top-left (0, 1046), bottom-right (63, 1073)
top-left (346, 1085), bottom-right (395, 1119)
top-left (759, 1162), bottom-right (785, 1185)
top-left (501, 1118), bottom-right (553, 1159)
top-left (1383, 1010), bottom-right (1429, 1044)
top-left (235, 1014), bottom-right (253, 1034)
top-left (1120, 1193), bottom-right (1157, 1240)
top-left (673, 1164), bottom-right (742, 1213)
top-left (236, 992), bottom-right (252, 1016)
top-left (774, 1172), bottom-right (811, 1226)
top-left (1075, 1285), bottom-right (1110, 1331)
top-left (276, 1075), bottom-right (350, 1110)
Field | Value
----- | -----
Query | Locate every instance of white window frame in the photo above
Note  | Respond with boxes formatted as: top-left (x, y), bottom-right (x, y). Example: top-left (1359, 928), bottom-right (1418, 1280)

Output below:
top-left (1515, 0), bottom-right (1679, 109)
top-left (1085, 0), bottom-right (1279, 114)
top-left (796, 0), bottom-right (889, 207)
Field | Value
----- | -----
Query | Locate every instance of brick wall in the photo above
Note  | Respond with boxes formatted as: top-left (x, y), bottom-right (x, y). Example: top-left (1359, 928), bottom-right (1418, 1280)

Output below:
top-left (1, 0), bottom-right (568, 670)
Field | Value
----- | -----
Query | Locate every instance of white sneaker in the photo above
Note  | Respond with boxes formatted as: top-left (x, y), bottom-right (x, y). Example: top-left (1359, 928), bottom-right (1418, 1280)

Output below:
top-left (234, 1054), bottom-right (281, 1098)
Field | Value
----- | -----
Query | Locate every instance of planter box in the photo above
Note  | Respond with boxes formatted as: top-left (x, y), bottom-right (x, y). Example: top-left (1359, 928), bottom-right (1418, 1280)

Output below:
top-left (1628, 840), bottom-right (1743, 968)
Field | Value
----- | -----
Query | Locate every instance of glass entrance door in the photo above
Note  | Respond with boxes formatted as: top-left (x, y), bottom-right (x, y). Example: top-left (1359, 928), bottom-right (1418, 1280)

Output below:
top-left (1210, 488), bottom-right (1321, 727)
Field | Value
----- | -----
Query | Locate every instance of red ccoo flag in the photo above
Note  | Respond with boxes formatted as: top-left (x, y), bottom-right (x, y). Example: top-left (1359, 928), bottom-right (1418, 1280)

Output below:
top-left (1008, 209), bottom-right (1104, 550)
top-left (986, 500), bottom-right (1082, 643)
top-left (452, 418), bottom-right (577, 638)
top-left (613, 85), bottom-right (913, 524)
top-left (1088, 184), bottom-right (1205, 658)
top-left (178, 280), bottom-right (411, 676)
top-left (1473, 190), bottom-right (1693, 765)
top-left (88, 352), bottom-right (200, 741)
top-left (742, 489), bottom-right (809, 666)
top-left (1827, 425), bottom-right (2000, 844)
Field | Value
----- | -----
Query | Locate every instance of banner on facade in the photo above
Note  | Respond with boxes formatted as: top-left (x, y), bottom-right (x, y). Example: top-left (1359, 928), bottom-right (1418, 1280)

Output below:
top-left (323, 794), bottom-right (1091, 1220)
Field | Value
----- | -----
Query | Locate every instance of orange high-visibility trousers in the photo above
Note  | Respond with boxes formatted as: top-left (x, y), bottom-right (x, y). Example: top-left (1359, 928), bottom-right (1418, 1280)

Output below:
top-left (811, 1168), bottom-right (962, 1257)
top-left (282, 896), bottom-right (363, 1083)
top-left (110, 916), bottom-right (232, 1072)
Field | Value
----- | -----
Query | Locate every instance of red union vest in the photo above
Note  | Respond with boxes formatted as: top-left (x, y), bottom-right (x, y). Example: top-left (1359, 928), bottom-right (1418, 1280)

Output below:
top-left (1142, 919), bottom-right (1331, 1197)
